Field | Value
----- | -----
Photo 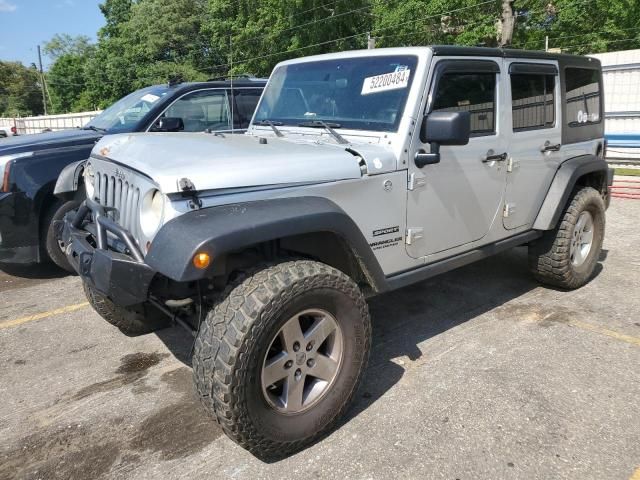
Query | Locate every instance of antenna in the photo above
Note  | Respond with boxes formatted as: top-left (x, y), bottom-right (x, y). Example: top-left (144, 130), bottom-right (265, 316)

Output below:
top-left (230, 35), bottom-right (234, 134)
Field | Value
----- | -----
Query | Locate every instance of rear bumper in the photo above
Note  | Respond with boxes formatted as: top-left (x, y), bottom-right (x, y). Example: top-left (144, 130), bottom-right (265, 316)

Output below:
top-left (60, 198), bottom-right (155, 306)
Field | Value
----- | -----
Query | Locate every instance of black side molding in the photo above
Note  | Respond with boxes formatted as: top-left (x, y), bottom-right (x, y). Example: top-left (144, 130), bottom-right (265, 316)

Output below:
top-left (146, 196), bottom-right (386, 289)
top-left (385, 230), bottom-right (541, 291)
top-left (533, 155), bottom-right (608, 231)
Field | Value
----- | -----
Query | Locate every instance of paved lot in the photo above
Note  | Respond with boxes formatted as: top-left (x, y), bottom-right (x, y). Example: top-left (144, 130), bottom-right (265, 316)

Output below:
top-left (1, 199), bottom-right (639, 480)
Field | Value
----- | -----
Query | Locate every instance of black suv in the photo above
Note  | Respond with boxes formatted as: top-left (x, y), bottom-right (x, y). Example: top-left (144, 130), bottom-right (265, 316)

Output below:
top-left (0, 79), bottom-right (266, 271)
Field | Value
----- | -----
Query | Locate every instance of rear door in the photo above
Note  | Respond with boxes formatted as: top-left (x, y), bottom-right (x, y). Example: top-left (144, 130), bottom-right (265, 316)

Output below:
top-left (503, 60), bottom-right (562, 230)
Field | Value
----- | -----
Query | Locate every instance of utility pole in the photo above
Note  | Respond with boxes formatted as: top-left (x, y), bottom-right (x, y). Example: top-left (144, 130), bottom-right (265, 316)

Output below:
top-left (545, 35), bottom-right (549, 52)
top-left (367, 32), bottom-right (376, 49)
top-left (37, 45), bottom-right (48, 116)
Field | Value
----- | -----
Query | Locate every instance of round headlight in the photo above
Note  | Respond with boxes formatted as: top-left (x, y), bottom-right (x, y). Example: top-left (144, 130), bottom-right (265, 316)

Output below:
top-left (140, 189), bottom-right (165, 238)
top-left (84, 166), bottom-right (95, 200)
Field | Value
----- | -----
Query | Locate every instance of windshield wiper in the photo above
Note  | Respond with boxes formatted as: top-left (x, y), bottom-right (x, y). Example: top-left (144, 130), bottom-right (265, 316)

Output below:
top-left (82, 125), bottom-right (107, 133)
top-left (254, 119), bottom-right (284, 137)
top-left (298, 120), bottom-right (348, 145)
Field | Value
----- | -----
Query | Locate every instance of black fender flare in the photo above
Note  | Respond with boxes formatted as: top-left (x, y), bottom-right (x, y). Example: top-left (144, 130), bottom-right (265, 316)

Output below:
top-left (145, 196), bottom-right (387, 290)
top-left (54, 160), bottom-right (86, 199)
top-left (533, 155), bottom-right (610, 231)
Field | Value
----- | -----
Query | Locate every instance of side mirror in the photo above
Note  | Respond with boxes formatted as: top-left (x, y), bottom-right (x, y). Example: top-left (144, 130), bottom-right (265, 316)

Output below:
top-left (151, 117), bottom-right (184, 132)
top-left (416, 111), bottom-right (471, 168)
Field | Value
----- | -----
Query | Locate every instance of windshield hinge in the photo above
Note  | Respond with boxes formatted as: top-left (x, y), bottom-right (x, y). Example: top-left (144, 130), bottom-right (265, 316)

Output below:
top-left (179, 177), bottom-right (202, 210)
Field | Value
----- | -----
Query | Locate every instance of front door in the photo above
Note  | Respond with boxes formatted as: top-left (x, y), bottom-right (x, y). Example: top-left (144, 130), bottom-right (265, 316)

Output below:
top-left (406, 58), bottom-right (508, 259)
top-left (503, 60), bottom-right (562, 230)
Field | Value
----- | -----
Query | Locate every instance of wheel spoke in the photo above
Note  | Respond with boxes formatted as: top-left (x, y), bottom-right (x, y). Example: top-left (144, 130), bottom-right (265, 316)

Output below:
top-left (310, 354), bottom-right (339, 382)
top-left (304, 315), bottom-right (335, 350)
top-left (262, 352), bottom-right (289, 386)
top-left (576, 213), bottom-right (587, 233)
top-left (285, 375), bottom-right (305, 410)
top-left (280, 316), bottom-right (304, 354)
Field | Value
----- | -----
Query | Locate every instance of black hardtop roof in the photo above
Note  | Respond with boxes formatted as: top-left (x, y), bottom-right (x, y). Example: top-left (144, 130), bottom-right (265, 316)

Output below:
top-left (430, 45), bottom-right (601, 68)
top-left (170, 78), bottom-right (268, 91)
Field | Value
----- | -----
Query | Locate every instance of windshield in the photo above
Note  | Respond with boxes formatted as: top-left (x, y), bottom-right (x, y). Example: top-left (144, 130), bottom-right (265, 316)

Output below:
top-left (85, 86), bottom-right (171, 133)
top-left (253, 55), bottom-right (418, 132)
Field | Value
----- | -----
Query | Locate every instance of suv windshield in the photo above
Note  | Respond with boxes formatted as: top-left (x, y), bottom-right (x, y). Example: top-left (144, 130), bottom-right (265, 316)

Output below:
top-left (254, 55), bottom-right (418, 132)
top-left (85, 86), bottom-right (171, 133)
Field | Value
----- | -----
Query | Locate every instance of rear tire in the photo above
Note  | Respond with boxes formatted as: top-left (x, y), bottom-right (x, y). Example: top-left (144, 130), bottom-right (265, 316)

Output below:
top-left (83, 283), bottom-right (168, 336)
top-left (192, 260), bottom-right (371, 460)
top-left (42, 199), bottom-right (81, 273)
top-left (528, 186), bottom-right (605, 289)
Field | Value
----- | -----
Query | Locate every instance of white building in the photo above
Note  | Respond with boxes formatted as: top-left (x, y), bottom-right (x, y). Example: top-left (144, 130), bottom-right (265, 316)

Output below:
top-left (590, 49), bottom-right (640, 161)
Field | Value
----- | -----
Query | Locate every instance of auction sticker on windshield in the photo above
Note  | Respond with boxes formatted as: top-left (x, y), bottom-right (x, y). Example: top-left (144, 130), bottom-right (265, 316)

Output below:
top-left (361, 68), bottom-right (411, 95)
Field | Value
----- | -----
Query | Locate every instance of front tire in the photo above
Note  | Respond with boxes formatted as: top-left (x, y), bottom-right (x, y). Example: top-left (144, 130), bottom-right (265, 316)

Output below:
top-left (528, 186), bottom-right (605, 289)
top-left (43, 199), bottom-right (81, 273)
top-left (192, 260), bottom-right (371, 459)
top-left (83, 283), bottom-right (168, 336)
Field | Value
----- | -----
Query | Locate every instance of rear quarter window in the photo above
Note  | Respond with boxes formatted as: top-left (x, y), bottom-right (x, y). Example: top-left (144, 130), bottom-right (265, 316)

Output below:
top-left (565, 68), bottom-right (602, 127)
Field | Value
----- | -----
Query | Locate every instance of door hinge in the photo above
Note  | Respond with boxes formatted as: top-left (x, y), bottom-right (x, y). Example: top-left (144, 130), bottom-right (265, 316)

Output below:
top-left (506, 157), bottom-right (519, 173)
top-left (407, 173), bottom-right (426, 191)
top-left (503, 203), bottom-right (516, 218)
top-left (405, 228), bottom-right (424, 245)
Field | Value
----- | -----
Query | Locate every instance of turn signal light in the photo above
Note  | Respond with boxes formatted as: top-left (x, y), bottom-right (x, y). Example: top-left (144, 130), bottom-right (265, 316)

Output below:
top-left (193, 252), bottom-right (211, 270)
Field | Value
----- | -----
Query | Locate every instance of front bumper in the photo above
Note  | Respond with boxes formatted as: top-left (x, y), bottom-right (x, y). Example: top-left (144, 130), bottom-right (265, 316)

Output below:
top-left (0, 192), bottom-right (39, 264)
top-left (60, 198), bottom-right (155, 306)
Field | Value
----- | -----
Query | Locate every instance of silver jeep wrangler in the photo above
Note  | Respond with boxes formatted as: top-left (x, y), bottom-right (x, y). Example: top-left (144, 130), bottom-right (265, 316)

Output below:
top-left (60, 46), bottom-right (612, 459)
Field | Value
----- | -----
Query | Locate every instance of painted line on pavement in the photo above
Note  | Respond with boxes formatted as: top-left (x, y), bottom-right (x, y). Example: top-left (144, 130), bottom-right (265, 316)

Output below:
top-left (629, 467), bottom-right (640, 480)
top-left (552, 317), bottom-right (640, 347)
top-left (0, 302), bottom-right (89, 330)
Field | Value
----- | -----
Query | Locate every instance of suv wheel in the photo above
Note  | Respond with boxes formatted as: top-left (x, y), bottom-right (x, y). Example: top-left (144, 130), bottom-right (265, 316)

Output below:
top-left (42, 199), bottom-right (81, 273)
top-left (192, 260), bottom-right (371, 459)
top-left (529, 186), bottom-right (605, 289)
top-left (83, 283), bottom-right (168, 336)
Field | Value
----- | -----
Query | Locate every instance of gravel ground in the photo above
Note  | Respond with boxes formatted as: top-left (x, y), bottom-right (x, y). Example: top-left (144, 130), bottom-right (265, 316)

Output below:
top-left (0, 199), bottom-right (639, 480)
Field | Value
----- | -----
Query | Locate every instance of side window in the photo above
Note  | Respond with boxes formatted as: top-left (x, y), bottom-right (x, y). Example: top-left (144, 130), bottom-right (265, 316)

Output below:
top-left (432, 72), bottom-right (496, 136)
top-left (233, 89), bottom-right (263, 128)
top-left (511, 74), bottom-right (555, 130)
top-left (565, 68), bottom-right (601, 127)
top-left (163, 90), bottom-right (231, 132)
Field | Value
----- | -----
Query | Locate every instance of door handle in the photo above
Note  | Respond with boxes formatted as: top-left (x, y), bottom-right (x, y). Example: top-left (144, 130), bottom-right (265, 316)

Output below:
top-left (541, 141), bottom-right (561, 153)
top-left (481, 150), bottom-right (508, 163)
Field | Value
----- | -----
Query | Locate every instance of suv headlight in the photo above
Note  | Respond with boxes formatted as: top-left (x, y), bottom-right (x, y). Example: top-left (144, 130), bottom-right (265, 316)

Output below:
top-left (140, 189), bottom-right (165, 237)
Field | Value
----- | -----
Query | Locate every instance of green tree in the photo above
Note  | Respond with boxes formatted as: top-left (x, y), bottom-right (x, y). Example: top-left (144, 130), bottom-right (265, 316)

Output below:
top-left (512, 0), bottom-right (640, 54)
top-left (203, 0), bottom-right (372, 78)
top-left (43, 34), bottom-right (93, 61)
top-left (44, 34), bottom-right (96, 113)
top-left (0, 61), bottom-right (44, 117)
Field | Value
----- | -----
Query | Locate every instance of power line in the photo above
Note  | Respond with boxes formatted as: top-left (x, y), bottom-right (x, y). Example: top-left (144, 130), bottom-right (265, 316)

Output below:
top-left (201, 0), bottom-right (500, 73)
top-left (232, 3), bottom-right (374, 47)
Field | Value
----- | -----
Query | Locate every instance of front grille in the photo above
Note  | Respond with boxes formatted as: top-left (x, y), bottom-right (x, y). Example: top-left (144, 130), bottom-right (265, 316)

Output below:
top-left (94, 170), bottom-right (141, 236)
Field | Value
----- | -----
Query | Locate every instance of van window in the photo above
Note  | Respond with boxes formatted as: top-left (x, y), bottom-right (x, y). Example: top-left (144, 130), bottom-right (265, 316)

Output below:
top-left (432, 72), bottom-right (496, 136)
top-left (565, 68), bottom-right (601, 126)
top-left (511, 74), bottom-right (555, 130)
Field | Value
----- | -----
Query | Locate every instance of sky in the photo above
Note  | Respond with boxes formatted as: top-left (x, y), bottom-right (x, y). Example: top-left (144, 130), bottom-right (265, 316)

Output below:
top-left (0, 0), bottom-right (105, 68)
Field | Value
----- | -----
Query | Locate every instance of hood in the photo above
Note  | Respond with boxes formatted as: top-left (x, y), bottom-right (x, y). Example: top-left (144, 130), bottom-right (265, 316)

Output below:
top-left (0, 129), bottom-right (101, 156)
top-left (93, 133), bottom-right (396, 194)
